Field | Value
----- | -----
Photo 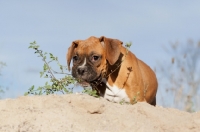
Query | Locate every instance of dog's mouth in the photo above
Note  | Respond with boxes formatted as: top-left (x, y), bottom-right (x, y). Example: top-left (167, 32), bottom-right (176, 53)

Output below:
top-left (77, 80), bottom-right (91, 88)
top-left (89, 73), bottom-right (103, 85)
top-left (77, 72), bottom-right (102, 83)
top-left (76, 73), bottom-right (102, 88)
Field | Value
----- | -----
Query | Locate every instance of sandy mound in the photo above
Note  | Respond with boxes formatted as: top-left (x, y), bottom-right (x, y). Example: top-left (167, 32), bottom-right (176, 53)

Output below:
top-left (0, 94), bottom-right (199, 132)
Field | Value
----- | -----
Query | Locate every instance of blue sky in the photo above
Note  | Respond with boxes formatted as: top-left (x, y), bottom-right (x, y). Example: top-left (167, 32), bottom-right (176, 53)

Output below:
top-left (0, 1), bottom-right (200, 107)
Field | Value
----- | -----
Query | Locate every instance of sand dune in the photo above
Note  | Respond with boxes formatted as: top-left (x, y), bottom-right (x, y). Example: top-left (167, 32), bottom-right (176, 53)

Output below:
top-left (0, 94), bottom-right (199, 132)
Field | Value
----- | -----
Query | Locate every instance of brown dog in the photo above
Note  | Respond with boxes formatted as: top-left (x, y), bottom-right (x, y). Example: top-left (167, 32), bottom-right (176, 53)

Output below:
top-left (67, 36), bottom-right (158, 105)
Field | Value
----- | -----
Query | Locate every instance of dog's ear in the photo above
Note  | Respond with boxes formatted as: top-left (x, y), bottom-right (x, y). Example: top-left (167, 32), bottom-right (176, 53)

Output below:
top-left (67, 40), bottom-right (79, 71)
top-left (99, 36), bottom-right (123, 65)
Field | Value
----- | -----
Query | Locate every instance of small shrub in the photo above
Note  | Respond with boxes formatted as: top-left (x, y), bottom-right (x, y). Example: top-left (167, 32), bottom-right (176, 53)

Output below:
top-left (0, 62), bottom-right (6, 97)
top-left (25, 41), bottom-right (77, 95)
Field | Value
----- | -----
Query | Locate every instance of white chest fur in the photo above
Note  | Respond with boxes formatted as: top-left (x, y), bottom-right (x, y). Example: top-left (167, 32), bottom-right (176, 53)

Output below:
top-left (103, 81), bottom-right (130, 103)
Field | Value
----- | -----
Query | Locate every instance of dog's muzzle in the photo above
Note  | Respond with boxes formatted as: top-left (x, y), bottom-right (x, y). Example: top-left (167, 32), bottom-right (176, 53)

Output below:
top-left (77, 66), bottom-right (87, 76)
top-left (73, 65), bottom-right (99, 82)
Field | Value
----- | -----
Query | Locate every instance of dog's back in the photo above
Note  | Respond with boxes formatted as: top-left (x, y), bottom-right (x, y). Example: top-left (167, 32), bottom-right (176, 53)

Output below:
top-left (137, 59), bottom-right (158, 105)
top-left (119, 46), bottom-right (158, 105)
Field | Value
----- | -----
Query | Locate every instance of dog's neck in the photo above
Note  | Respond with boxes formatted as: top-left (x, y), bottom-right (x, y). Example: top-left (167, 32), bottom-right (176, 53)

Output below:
top-left (89, 53), bottom-right (124, 96)
top-left (89, 73), bottom-right (107, 96)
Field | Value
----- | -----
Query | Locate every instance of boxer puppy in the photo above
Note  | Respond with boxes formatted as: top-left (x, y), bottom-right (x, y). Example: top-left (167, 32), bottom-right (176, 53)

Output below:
top-left (67, 36), bottom-right (158, 105)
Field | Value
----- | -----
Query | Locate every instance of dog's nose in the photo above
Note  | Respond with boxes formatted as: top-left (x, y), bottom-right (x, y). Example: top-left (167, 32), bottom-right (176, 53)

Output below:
top-left (77, 67), bottom-right (86, 75)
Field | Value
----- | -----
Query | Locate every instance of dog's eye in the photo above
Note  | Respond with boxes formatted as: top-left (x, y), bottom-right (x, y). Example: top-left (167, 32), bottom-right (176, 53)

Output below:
top-left (73, 55), bottom-right (78, 61)
top-left (92, 55), bottom-right (99, 61)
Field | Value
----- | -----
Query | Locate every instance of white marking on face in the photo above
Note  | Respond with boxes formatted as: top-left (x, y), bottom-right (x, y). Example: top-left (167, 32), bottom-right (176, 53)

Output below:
top-left (103, 81), bottom-right (130, 103)
top-left (79, 58), bottom-right (86, 68)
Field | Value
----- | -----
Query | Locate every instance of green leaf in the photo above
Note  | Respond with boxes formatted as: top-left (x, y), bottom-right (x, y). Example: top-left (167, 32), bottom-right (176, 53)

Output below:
top-left (63, 88), bottom-right (68, 93)
top-left (39, 90), bottom-right (42, 95)
top-left (28, 45), bottom-right (33, 49)
top-left (24, 92), bottom-right (29, 96)
top-left (44, 74), bottom-right (49, 78)
top-left (29, 85), bottom-right (35, 91)
top-left (125, 42), bottom-right (132, 48)
top-left (43, 64), bottom-right (48, 71)
top-left (30, 42), bottom-right (34, 45)
top-left (49, 53), bottom-right (53, 57)
top-left (49, 53), bottom-right (54, 59)
top-left (37, 87), bottom-right (42, 91)
top-left (40, 72), bottom-right (44, 78)
top-left (60, 66), bottom-right (63, 71)
top-left (45, 85), bottom-right (51, 89)
top-left (34, 45), bottom-right (39, 49)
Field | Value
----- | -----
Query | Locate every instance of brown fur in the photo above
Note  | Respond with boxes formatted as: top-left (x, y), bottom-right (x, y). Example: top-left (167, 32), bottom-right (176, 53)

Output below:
top-left (67, 36), bottom-right (158, 105)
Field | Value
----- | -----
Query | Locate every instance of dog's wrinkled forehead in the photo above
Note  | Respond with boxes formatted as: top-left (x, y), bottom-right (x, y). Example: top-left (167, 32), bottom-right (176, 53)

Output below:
top-left (80, 36), bottom-right (99, 46)
top-left (75, 36), bottom-right (104, 54)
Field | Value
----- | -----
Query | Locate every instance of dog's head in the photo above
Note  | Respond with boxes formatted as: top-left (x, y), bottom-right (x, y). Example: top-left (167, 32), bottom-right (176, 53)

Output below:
top-left (67, 36), bottom-right (123, 82)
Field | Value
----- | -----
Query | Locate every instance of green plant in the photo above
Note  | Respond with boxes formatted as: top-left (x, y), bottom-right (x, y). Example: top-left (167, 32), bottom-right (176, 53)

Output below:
top-left (132, 92), bottom-right (140, 104)
top-left (119, 92), bottom-right (140, 105)
top-left (25, 41), bottom-right (77, 95)
top-left (82, 88), bottom-right (99, 97)
top-left (0, 62), bottom-right (6, 75)
top-left (0, 62), bottom-right (6, 96)
top-left (119, 99), bottom-right (130, 105)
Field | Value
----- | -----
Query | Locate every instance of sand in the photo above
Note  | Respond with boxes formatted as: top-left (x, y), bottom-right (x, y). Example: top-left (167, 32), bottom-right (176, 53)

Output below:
top-left (0, 94), bottom-right (199, 132)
